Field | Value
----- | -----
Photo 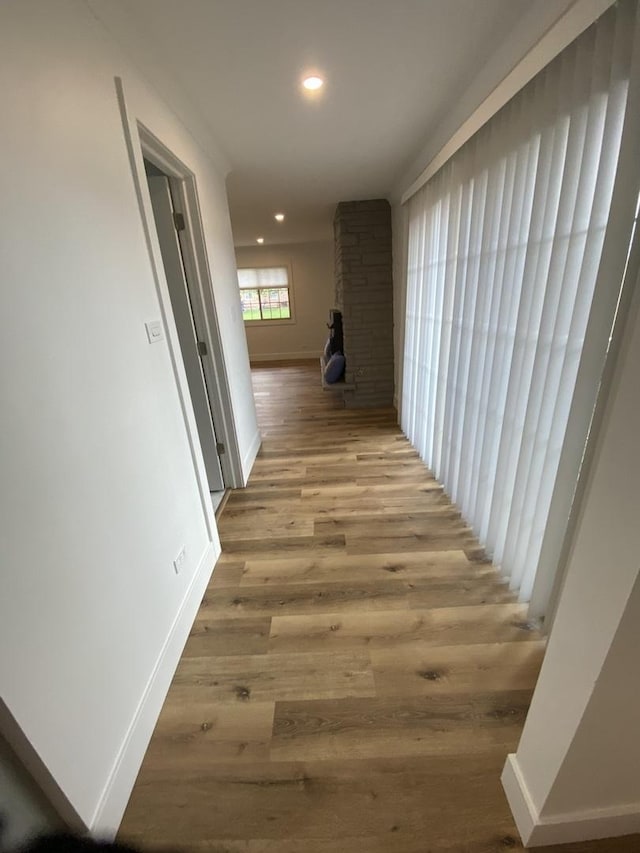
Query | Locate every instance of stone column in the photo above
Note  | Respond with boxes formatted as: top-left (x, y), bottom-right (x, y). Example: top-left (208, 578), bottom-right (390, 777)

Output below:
top-left (333, 199), bottom-right (394, 407)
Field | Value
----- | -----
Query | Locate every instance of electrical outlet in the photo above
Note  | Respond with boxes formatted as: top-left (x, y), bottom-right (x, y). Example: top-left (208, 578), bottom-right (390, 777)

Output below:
top-left (173, 546), bottom-right (186, 574)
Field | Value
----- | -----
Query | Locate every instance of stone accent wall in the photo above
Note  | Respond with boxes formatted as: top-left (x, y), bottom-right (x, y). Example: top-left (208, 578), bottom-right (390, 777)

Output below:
top-left (333, 199), bottom-right (394, 407)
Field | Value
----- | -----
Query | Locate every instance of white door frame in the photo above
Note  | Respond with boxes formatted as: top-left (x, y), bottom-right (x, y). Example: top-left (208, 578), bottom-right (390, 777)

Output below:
top-left (116, 78), bottom-right (244, 491)
top-left (146, 173), bottom-right (225, 491)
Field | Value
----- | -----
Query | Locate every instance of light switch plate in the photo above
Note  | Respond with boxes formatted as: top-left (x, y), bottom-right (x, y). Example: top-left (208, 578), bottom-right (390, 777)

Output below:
top-left (145, 320), bottom-right (165, 344)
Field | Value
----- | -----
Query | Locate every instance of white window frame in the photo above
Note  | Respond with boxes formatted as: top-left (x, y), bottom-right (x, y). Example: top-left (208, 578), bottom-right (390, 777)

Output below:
top-left (238, 263), bottom-right (295, 326)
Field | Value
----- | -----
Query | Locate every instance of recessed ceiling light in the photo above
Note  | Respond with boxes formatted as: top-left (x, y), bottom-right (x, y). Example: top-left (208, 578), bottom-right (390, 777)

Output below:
top-left (274, 213), bottom-right (285, 222)
top-left (256, 237), bottom-right (264, 244)
top-left (302, 76), bottom-right (324, 91)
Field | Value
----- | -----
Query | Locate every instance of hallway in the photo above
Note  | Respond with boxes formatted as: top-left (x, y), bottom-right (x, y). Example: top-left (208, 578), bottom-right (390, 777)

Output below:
top-left (119, 362), bottom-right (633, 852)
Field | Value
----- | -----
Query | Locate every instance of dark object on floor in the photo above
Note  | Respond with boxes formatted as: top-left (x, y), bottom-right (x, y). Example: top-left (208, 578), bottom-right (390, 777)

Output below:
top-left (324, 352), bottom-right (346, 383)
top-left (327, 309), bottom-right (343, 355)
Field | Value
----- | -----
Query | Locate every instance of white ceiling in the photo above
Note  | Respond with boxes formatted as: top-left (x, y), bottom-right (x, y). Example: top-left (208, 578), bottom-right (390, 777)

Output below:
top-left (92, 0), bottom-right (574, 246)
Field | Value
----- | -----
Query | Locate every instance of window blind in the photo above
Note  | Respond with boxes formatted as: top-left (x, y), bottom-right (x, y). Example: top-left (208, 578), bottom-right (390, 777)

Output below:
top-left (237, 267), bottom-right (288, 289)
top-left (400, 0), bottom-right (638, 605)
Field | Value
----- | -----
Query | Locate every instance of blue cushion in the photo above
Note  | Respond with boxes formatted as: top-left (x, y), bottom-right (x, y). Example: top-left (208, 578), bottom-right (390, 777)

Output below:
top-left (324, 353), bottom-right (345, 384)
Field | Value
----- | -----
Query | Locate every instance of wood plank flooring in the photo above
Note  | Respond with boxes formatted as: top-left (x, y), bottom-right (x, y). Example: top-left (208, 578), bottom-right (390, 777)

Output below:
top-left (119, 361), bottom-right (639, 853)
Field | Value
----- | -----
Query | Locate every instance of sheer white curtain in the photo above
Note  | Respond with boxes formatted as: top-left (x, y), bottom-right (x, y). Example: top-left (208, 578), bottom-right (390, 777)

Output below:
top-left (401, 0), bottom-right (638, 603)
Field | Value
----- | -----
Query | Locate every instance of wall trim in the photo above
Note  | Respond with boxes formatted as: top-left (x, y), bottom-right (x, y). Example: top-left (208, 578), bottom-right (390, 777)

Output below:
top-left (90, 541), bottom-right (218, 837)
top-left (502, 754), bottom-right (640, 847)
top-left (401, 0), bottom-right (616, 204)
top-left (249, 351), bottom-right (318, 362)
top-left (241, 429), bottom-right (262, 486)
top-left (501, 754), bottom-right (539, 844)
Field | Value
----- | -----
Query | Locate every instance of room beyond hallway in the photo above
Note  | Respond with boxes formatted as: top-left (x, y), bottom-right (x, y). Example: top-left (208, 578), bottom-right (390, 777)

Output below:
top-left (119, 362), bottom-right (637, 852)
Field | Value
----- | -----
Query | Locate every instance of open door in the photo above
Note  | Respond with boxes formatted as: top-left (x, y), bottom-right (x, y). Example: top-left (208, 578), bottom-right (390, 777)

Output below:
top-left (146, 168), bottom-right (224, 493)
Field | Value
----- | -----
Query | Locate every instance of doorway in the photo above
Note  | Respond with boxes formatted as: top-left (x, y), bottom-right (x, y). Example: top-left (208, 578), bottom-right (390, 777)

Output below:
top-left (115, 86), bottom-right (245, 502)
top-left (144, 158), bottom-right (225, 500)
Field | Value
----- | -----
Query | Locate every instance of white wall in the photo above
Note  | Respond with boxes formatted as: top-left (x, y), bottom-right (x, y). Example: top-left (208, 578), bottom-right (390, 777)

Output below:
top-left (235, 241), bottom-right (334, 361)
top-left (0, 0), bottom-right (257, 836)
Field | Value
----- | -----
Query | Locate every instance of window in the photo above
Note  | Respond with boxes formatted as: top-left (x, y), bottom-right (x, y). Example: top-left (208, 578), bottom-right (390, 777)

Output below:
top-left (400, 0), bottom-right (636, 608)
top-left (238, 266), bottom-right (292, 322)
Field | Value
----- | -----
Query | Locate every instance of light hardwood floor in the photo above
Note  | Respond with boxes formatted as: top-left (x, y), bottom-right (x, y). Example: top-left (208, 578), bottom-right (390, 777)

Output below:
top-left (120, 361), bottom-right (639, 853)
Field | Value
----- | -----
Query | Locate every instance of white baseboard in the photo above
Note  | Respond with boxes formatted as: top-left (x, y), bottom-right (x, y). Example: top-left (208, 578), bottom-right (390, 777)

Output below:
top-left (502, 754), bottom-right (640, 847)
top-left (90, 541), bottom-right (218, 837)
top-left (241, 429), bottom-right (262, 485)
top-left (501, 754), bottom-right (539, 844)
top-left (249, 351), bottom-right (318, 362)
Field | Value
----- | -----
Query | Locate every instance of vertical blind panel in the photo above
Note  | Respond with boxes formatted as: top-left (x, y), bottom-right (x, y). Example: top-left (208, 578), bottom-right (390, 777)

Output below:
top-left (400, 0), bottom-right (636, 603)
